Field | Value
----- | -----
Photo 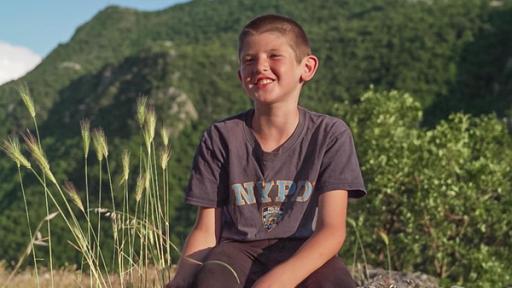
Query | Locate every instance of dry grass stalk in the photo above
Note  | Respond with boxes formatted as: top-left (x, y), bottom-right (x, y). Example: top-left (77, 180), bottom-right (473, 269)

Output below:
top-left (0, 263), bottom-right (176, 288)
top-left (6, 90), bottom-right (181, 288)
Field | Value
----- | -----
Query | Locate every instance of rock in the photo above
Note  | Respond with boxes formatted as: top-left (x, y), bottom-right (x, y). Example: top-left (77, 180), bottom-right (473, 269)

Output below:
top-left (354, 267), bottom-right (439, 288)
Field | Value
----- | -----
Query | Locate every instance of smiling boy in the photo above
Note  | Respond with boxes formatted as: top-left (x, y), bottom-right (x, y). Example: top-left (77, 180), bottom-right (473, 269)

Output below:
top-left (167, 14), bottom-right (366, 288)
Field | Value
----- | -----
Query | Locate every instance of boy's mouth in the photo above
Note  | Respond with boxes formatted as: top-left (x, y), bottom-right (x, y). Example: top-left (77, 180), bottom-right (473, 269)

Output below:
top-left (256, 78), bottom-right (274, 86)
top-left (250, 77), bottom-right (275, 89)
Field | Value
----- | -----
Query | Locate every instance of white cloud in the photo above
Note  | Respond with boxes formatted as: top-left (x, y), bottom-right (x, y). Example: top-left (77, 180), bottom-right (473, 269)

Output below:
top-left (0, 41), bottom-right (42, 85)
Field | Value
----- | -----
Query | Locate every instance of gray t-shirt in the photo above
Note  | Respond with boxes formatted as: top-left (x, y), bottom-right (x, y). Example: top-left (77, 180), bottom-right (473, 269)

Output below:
top-left (186, 106), bottom-right (366, 241)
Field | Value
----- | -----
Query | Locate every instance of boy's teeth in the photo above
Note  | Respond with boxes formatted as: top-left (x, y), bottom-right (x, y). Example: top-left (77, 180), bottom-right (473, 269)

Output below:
top-left (258, 79), bottom-right (273, 84)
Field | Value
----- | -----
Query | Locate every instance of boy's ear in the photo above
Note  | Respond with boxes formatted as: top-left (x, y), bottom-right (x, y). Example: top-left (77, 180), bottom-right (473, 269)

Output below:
top-left (301, 55), bottom-right (319, 82)
top-left (237, 69), bottom-right (243, 83)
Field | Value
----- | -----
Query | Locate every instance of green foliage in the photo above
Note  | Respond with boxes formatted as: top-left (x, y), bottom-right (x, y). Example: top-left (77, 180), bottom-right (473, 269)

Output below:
top-left (0, 0), bottom-right (503, 137)
top-left (0, 0), bottom-right (511, 286)
top-left (338, 89), bottom-right (512, 287)
top-left (426, 1), bottom-right (512, 124)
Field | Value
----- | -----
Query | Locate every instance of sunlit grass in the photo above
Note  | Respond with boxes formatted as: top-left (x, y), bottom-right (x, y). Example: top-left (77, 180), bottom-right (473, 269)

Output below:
top-left (2, 84), bottom-right (180, 287)
top-left (0, 262), bottom-right (177, 288)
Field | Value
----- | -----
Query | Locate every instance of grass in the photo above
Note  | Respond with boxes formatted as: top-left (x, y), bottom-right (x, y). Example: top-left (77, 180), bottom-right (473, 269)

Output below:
top-left (0, 262), bottom-right (177, 288)
top-left (1, 84), bottom-right (180, 288)
top-left (347, 218), bottom-right (370, 281)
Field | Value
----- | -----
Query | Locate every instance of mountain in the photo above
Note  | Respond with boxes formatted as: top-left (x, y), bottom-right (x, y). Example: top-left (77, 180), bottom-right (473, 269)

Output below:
top-left (3, 0), bottom-right (511, 137)
top-left (0, 0), bottom-right (511, 279)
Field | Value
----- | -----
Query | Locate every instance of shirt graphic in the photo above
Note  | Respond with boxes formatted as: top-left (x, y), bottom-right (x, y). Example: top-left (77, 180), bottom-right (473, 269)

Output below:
top-left (231, 180), bottom-right (315, 231)
top-left (262, 206), bottom-right (284, 231)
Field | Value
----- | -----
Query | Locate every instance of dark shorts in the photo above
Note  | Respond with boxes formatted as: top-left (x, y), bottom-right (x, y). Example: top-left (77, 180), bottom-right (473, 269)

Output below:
top-left (192, 238), bottom-right (356, 288)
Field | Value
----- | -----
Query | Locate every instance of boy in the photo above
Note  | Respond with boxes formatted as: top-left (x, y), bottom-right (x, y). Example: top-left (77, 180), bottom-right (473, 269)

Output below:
top-left (167, 14), bottom-right (366, 288)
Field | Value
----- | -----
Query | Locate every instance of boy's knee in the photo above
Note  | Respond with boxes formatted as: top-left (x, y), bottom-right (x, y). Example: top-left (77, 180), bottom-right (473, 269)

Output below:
top-left (299, 257), bottom-right (356, 288)
top-left (193, 261), bottom-right (241, 288)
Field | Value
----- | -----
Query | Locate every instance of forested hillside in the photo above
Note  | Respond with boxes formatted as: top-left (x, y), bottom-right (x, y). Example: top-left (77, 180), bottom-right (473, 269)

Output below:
top-left (1, 0), bottom-right (511, 286)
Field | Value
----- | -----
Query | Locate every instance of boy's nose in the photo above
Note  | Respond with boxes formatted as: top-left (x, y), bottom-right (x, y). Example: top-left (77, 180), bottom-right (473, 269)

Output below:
top-left (256, 58), bottom-right (269, 72)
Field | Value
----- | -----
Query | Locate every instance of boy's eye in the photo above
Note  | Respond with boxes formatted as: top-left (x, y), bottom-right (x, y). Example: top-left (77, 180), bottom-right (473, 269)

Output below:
top-left (270, 54), bottom-right (281, 59)
top-left (243, 57), bottom-right (254, 64)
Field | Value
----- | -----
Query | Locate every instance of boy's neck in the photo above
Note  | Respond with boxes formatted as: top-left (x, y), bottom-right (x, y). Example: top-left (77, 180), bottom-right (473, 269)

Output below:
top-left (252, 101), bottom-right (299, 129)
top-left (251, 102), bottom-right (300, 152)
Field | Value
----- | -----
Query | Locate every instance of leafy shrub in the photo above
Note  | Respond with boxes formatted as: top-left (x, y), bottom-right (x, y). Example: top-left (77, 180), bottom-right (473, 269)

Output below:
top-left (338, 89), bottom-right (512, 287)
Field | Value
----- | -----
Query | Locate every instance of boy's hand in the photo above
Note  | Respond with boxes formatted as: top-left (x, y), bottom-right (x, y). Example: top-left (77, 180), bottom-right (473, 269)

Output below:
top-left (251, 266), bottom-right (295, 288)
top-left (165, 279), bottom-right (182, 288)
top-left (253, 190), bottom-right (349, 288)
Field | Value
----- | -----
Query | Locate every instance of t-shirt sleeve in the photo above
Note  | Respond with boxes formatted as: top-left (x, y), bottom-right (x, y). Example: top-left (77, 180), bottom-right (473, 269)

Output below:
top-left (185, 128), bottom-right (228, 207)
top-left (315, 122), bottom-right (367, 198)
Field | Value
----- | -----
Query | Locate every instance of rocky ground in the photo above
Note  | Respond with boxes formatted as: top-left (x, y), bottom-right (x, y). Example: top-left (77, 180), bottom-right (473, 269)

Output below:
top-left (1, 263), bottom-right (447, 287)
top-left (353, 266), bottom-right (440, 288)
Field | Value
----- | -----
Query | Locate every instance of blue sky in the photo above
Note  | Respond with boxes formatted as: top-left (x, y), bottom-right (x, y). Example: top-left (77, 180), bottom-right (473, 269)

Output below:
top-left (0, 0), bottom-right (188, 85)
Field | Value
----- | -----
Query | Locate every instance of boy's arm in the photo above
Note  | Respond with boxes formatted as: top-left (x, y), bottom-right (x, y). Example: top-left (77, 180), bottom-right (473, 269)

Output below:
top-left (252, 190), bottom-right (348, 288)
top-left (166, 206), bottom-right (222, 288)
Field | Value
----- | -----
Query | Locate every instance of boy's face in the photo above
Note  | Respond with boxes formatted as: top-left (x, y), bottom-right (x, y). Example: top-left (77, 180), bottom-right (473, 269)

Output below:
top-left (238, 32), bottom-right (318, 106)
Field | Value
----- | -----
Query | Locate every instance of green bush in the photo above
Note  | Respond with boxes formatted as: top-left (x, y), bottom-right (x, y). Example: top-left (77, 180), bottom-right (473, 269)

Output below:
top-left (338, 89), bottom-right (512, 287)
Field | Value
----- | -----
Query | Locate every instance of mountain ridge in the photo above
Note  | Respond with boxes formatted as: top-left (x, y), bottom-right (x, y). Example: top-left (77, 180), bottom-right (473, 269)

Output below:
top-left (1, 1), bottom-right (511, 284)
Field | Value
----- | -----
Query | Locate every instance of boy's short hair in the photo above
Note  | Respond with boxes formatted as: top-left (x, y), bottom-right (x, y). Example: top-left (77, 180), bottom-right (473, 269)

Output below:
top-left (238, 14), bottom-right (312, 63)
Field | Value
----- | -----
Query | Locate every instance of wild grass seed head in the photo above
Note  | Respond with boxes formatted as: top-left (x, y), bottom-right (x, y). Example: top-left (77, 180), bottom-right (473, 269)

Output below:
top-left (44, 211), bottom-right (59, 221)
top-left (33, 240), bottom-right (48, 247)
top-left (80, 119), bottom-right (91, 157)
top-left (136, 96), bottom-right (148, 127)
top-left (64, 181), bottom-right (85, 213)
top-left (94, 208), bottom-right (108, 214)
top-left (145, 107), bottom-right (157, 144)
top-left (120, 149), bottom-right (130, 184)
top-left (142, 107), bottom-right (156, 154)
top-left (160, 126), bottom-right (171, 147)
top-left (148, 230), bottom-right (155, 245)
top-left (98, 129), bottom-right (109, 158)
top-left (22, 130), bottom-right (57, 184)
top-left (135, 173), bottom-right (146, 202)
top-left (2, 136), bottom-right (31, 169)
top-left (17, 82), bottom-right (36, 118)
top-left (160, 146), bottom-right (171, 170)
top-left (92, 128), bottom-right (108, 161)
top-left (143, 131), bottom-right (151, 154)
top-left (378, 229), bottom-right (389, 246)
